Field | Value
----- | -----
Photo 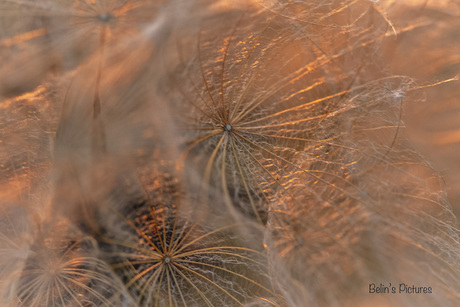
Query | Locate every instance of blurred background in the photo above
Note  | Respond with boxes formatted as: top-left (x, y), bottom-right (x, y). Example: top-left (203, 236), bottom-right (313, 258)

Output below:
top-left (382, 0), bottom-right (460, 217)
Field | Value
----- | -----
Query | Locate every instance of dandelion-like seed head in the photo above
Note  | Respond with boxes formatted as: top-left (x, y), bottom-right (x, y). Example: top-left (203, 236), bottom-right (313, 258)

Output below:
top-left (12, 226), bottom-right (129, 307)
top-left (166, 2), bottom-right (394, 224)
top-left (101, 172), bottom-right (279, 306)
top-left (2, 1), bottom-right (460, 306)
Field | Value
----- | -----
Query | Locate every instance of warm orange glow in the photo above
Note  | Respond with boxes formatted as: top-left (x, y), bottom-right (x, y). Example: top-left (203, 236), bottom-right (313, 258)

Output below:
top-left (0, 28), bottom-right (48, 47)
top-left (434, 130), bottom-right (460, 145)
top-left (0, 86), bottom-right (45, 109)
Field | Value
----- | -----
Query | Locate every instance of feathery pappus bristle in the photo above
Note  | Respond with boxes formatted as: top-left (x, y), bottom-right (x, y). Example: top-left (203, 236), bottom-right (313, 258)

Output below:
top-left (1, 0), bottom-right (460, 306)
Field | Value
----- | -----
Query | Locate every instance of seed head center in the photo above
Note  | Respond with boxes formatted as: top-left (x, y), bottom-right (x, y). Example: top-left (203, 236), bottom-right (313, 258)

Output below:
top-left (99, 13), bottom-right (113, 22)
top-left (225, 124), bottom-right (232, 132)
top-left (164, 257), bottom-right (171, 264)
